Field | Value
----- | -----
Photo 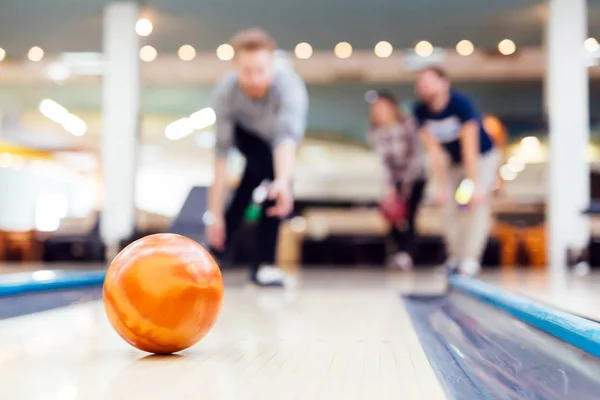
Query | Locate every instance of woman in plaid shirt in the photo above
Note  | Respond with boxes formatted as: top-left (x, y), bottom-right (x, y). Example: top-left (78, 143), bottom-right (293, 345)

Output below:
top-left (368, 91), bottom-right (427, 270)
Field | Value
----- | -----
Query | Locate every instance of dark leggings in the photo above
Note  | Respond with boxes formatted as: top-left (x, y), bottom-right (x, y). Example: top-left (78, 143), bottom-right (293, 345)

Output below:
top-left (389, 179), bottom-right (426, 258)
top-left (224, 125), bottom-right (280, 268)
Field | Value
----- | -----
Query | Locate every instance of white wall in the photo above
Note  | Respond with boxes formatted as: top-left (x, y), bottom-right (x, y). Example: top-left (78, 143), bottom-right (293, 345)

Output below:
top-left (0, 164), bottom-right (97, 231)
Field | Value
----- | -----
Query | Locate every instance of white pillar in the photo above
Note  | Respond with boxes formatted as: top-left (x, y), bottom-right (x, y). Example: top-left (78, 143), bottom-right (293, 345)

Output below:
top-left (546, 0), bottom-right (589, 278)
top-left (100, 2), bottom-right (140, 256)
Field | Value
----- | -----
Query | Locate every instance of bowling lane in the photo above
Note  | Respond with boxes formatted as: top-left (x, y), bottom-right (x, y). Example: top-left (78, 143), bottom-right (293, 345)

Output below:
top-left (0, 270), bottom-right (447, 400)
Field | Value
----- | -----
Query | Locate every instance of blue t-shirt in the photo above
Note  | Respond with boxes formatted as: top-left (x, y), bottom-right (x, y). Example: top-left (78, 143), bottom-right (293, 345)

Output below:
top-left (413, 90), bottom-right (494, 163)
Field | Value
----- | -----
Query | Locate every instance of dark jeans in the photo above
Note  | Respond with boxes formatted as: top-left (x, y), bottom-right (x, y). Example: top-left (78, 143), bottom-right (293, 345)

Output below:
top-left (224, 125), bottom-right (280, 269)
top-left (389, 179), bottom-right (426, 258)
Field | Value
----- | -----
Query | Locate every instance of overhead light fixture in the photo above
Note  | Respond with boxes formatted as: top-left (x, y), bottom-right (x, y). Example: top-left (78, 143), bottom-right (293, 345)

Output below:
top-left (415, 41), bottom-right (433, 57)
top-left (165, 118), bottom-right (195, 141)
top-left (374, 41), bottom-right (393, 58)
top-left (216, 44), bottom-right (234, 61)
top-left (500, 164), bottom-right (517, 181)
top-left (178, 45), bottom-right (196, 61)
top-left (135, 18), bottom-right (153, 37)
top-left (498, 39), bottom-right (516, 56)
top-left (165, 107), bottom-right (216, 141)
top-left (294, 42), bottom-right (313, 60)
top-left (585, 37), bottom-right (599, 53)
top-left (46, 62), bottom-right (71, 82)
top-left (190, 107), bottom-right (216, 130)
top-left (456, 40), bottom-right (474, 56)
top-left (61, 113), bottom-right (87, 136)
top-left (39, 99), bottom-right (69, 123)
top-left (334, 42), bottom-right (352, 59)
top-left (38, 99), bottom-right (87, 136)
top-left (139, 45), bottom-right (157, 62)
top-left (28, 46), bottom-right (44, 62)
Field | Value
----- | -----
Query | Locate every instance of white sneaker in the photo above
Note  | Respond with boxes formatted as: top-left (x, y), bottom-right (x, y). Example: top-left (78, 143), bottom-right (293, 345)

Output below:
top-left (391, 252), bottom-right (413, 271)
top-left (572, 261), bottom-right (590, 277)
top-left (459, 259), bottom-right (481, 277)
top-left (254, 265), bottom-right (297, 288)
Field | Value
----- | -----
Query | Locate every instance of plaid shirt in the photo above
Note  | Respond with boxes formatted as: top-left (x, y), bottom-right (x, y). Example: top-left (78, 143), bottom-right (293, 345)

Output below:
top-left (368, 118), bottom-right (425, 187)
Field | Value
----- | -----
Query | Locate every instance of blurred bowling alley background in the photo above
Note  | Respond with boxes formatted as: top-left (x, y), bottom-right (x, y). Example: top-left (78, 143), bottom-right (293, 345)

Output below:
top-left (2, 2), bottom-right (600, 272)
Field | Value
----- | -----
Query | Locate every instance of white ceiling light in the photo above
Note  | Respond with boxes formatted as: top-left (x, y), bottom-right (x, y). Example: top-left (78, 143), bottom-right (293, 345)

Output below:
top-left (190, 107), bottom-right (216, 130)
top-left (166, 108), bottom-right (217, 141)
top-left (294, 42), bottom-right (313, 60)
top-left (216, 44), bottom-right (234, 61)
top-left (39, 99), bottom-right (69, 123)
top-left (46, 62), bottom-right (71, 82)
top-left (414, 41), bottom-right (433, 57)
top-left (140, 45), bottom-right (157, 62)
top-left (178, 45), bottom-right (196, 61)
top-left (334, 42), bottom-right (352, 59)
top-left (135, 18), bottom-right (153, 37)
top-left (38, 99), bottom-right (87, 136)
top-left (165, 118), bottom-right (195, 141)
top-left (584, 37), bottom-right (599, 53)
top-left (498, 39), bottom-right (516, 55)
top-left (374, 41), bottom-right (393, 58)
top-left (28, 46), bottom-right (44, 62)
top-left (61, 114), bottom-right (87, 136)
top-left (456, 40), bottom-right (474, 56)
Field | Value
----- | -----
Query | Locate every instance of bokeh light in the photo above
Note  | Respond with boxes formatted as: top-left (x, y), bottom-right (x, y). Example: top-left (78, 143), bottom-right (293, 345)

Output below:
top-left (334, 42), bottom-right (353, 59)
top-left (500, 164), bottom-right (517, 181)
top-left (498, 39), bottom-right (516, 55)
top-left (178, 45), bottom-right (196, 61)
top-left (507, 156), bottom-right (525, 173)
top-left (295, 42), bottom-right (313, 60)
top-left (28, 46), bottom-right (44, 62)
top-left (415, 41), bottom-right (433, 57)
top-left (217, 44), bottom-right (235, 61)
top-left (456, 40), bottom-right (474, 56)
top-left (374, 41), bottom-right (393, 58)
top-left (0, 48), bottom-right (5, 62)
top-left (584, 37), bottom-right (599, 53)
top-left (139, 45), bottom-right (157, 62)
top-left (135, 18), bottom-right (153, 37)
top-left (46, 63), bottom-right (71, 81)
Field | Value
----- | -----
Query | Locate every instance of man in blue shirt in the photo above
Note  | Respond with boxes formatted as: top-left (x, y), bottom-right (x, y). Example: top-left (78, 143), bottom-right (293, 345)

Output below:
top-left (414, 67), bottom-right (501, 276)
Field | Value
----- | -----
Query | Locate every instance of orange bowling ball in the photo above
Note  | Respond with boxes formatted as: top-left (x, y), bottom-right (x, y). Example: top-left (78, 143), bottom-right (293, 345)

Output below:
top-left (103, 233), bottom-right (224, 354)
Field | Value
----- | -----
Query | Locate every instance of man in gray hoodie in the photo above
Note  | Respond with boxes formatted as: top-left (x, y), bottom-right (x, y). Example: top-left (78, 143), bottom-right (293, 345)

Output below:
top-left (205, 28), bottom-right (309, 287)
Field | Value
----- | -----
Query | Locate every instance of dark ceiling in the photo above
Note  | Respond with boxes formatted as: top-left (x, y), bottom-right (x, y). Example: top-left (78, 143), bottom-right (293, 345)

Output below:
top-left (4, 0), bottom-right (598, 57)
